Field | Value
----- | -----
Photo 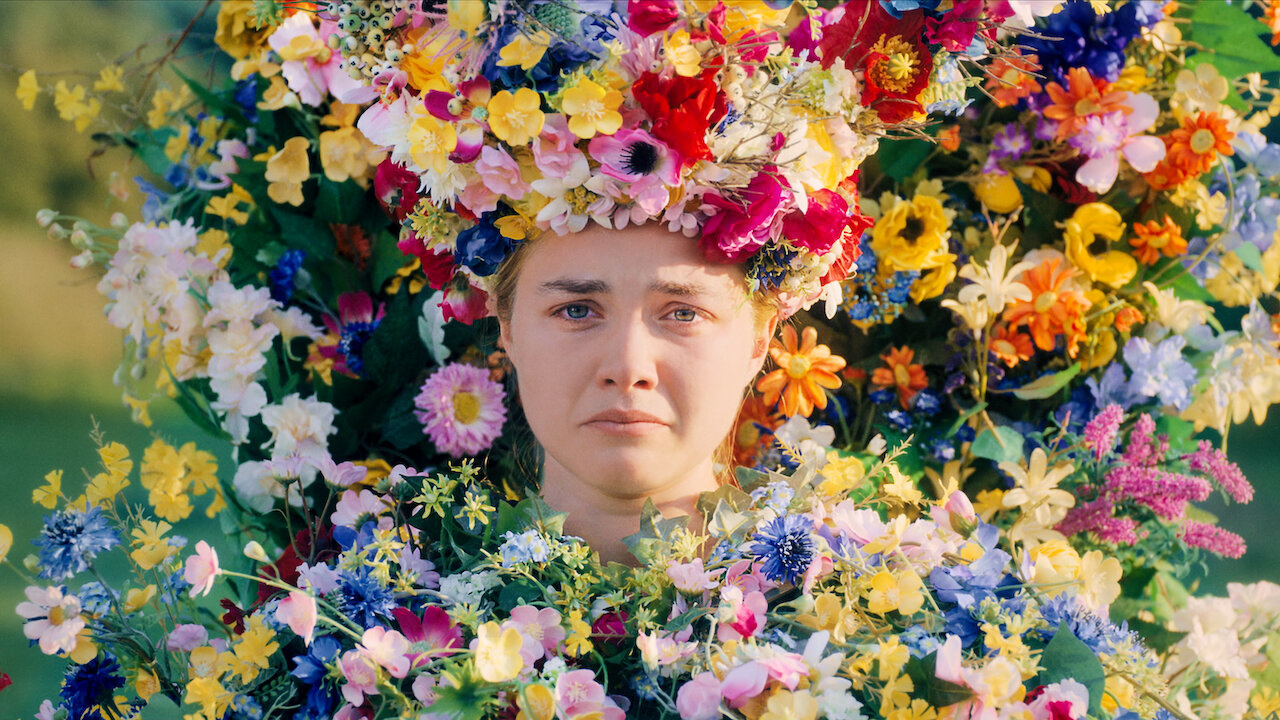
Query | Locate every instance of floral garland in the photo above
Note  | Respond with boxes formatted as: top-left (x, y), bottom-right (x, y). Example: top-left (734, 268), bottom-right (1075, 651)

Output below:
top-left (8, 0), bottom-right (1280, 718)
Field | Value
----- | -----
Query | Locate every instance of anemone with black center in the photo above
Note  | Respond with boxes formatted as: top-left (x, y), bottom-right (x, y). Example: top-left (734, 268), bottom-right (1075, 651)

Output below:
top-left (620, 139), bottom-right (659, 176)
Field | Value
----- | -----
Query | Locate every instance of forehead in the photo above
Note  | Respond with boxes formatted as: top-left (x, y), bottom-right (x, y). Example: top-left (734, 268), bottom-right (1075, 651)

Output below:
top-left (516, 223), bottom-right (747, 299)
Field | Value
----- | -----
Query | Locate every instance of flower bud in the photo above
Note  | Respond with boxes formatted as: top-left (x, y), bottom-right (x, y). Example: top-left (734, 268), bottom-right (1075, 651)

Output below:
top-left (69, 229), bottom-right (92, 250)
top-left (47, 223), bottom-right (68, 241)
top-left (243, 541), bottom-right (269, 562)
top-left (109, 212), bottom-right (129, 230)
top-left (70, 250), bottom-right (94, 269)
top-left (36, 208), bottom-right (58, 227)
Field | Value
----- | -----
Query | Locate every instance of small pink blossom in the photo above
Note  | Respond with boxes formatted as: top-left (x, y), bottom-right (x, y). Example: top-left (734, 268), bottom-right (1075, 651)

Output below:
top-left (184, 541), bottom-right (220, 597)
top-left (716, 586), bottom-right (767, 642)
top-left (393, 606), bottom-right (462, 666)
top-left (338, 649), bottom-right (381, 706)
top-left (16, 586), bottom-right (85, 655)
top-left (475, 145), bottom-right (531, 199)
top-left (503, 605), bottom-right (565, 665)
top-left (331, 489), bottom-right (391, 528)
top-left (276, 590), bottom-right (318, 645)
top-left (167, 623), bottom-right (210, 652)
top-left (360, 627), bottom-right (411, 678)
top-left (720, 661), bottom-right (768, 707)
top-left (675, 671), bottom-right (722, 720)
top-left (666, 558), bottom-right (721, 596)
top-left (556, 669), bottom-right (622, 719)
top-left (757, 652), bottom-right (809, 690)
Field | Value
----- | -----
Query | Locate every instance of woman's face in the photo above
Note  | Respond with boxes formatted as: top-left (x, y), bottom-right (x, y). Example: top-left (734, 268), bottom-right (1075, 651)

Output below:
top-left (499, 222), bottom-right (775, 500)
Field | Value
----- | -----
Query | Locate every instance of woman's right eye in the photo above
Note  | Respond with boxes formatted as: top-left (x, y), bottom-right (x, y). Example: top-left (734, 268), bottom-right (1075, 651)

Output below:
top-left (557, 303), bottom-right (593, 320)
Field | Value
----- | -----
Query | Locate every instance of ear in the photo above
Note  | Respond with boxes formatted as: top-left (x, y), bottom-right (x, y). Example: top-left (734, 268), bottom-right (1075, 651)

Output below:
top-left (747, 313), bottom-right (779, 385)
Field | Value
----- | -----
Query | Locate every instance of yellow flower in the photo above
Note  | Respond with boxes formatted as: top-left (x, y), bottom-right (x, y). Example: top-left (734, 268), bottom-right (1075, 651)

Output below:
top-left (69, 626), bottom-right (98, 664)
top-left (876, 636), bottom-right (911, 680)
top-left (760, 688), bottom-right (819, 720)
top-left (123, 394), bottom-right (153, 427)
top-left (131, 519), bottom-right (177, 570)
top-left (124, 585), bottom-right (156, 613)
top-left (910, 259), bottom-right (957, 303)
top-left (147, 86), bottom-right (192, 129)
top-left (257, 75), bottom-right (299, 111)
top-left (153, 491), bottom-right (194, 522)
top-left (1078, 550), bottom-right (1122, 611)
top-left (871, 194), bottom-right (953, 273)
top-left (866, 570), bottom-right (925, 616)
top-left (1063, 202), bottom-right (1136, 288)
top-left (561, 78), bottom-right (624, 139)
top-left (803, 593), bottom-right (860, 642)
top-left (0, 523), bottom-right (12, 564)
top-left (135, 668), bottom-right (160, 701)
top-left (86, 471), bottom-right (130, 508)
top-left (474, 621), bottom-right (523, 682)
top-left (33, 469), bottom-right (62, 509)
top-left (98, 442), bottom-right (132, 476)
top-left (214, 0), bottom-right (271, 60)
top-left (185, 676), bottom-right (233, 719)
top-left (488, 88), bottom-right (545, 146)
top-left (564, 608), bottom-right (594, 658)
top-left (206, 184), bottom-right (254, 225)
top-left (198, 228), bottom-right (233, 263)
top-left (189, 646), bottom-right (223, 678)
top-left (517, 683), bottom-right (557, 720)
top-left (1251, 686), bottom-right (1280, 719)
top-left (816, 451), bottom-right (865, 498)
top-left (664, 29), bottom-right (703, 77)
top-left (972, 172), bottom-right (1022, 214)
top-left (882, 466), bottom-right (925, 506)
top-left (497, 30), bottom-right (551, 70)
top-left (408, 113), bottom-right (458, 175)
top-left (1025, 540), bottom-right (1081, 594)
top-left (879, 673), bottom-right (915, 715)
top-left (999, 448), bottom-right (1075, 533)
top-left (321, 113), bottom-right (384, 184)
top-left (887, 699), bottom-right (938, 720)
top-left (16, 69), bottom-right (39, 111)
top-left (94, 65), bottom-right (125, 93)
top-left (53, 80), bottom-right (86, 120)
top-left (230, 617), bottom-right (278, 683)
top-left (265, 136), bottom-right (311, 206)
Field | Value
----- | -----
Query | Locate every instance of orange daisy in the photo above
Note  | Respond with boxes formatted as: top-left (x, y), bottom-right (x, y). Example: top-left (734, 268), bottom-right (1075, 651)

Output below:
top-left (1114, 306), bottom-right (1144, 334)
top-left (732, 394), bottom-right (782, 467)
top-left (871, 346), bottom-right (928, 410)
top-left (984, 52), bottom-right (1042, 109)
top-left (1265, 0), bottom-right (1280, 46)
top-left (1002, 256), bottom-right (1091, 357)
top-left (756, 325), bottom-right (846, 417)
top-left (1164, 111), bottom-right (1235, 177)
top-left (1129, 215), bottom-right (1187, 265)
top-left (1042, 67), bottom-right (1130, 142)
top-left (990, 324), bottom-right (1035, 368)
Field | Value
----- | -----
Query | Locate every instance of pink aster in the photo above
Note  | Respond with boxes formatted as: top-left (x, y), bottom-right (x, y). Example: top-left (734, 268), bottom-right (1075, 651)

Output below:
top-left (16, 586), bottom-right (85, 655)
top-left (414, 362), bottom-right (507, 457)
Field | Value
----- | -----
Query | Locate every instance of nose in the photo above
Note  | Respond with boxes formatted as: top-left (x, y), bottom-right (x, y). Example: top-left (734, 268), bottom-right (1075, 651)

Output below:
top-left (597, 312), bottom-right (659, 390)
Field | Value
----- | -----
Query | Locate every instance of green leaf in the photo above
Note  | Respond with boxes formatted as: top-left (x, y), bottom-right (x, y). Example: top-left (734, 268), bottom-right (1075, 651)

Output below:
top-left (945, 401), bottom-right (987, 438)
top-left (1235, 242), bottom-right (1265, 273)
top-left (905, 652), bottom-right (972, 708)
top-left (1168, 270), bottom-right (1215, 303)
top-left (382, 386), bottom-right (427, 450)
top-left (664, 607), bottom-right (710, 633)
top-left (171, 67), bottom-right (248, 125)
top-left (497, 578), bottom-right (544, 611)
top-left (1011, 363), bottom-right (1080, 400)
top-left (270, 208), bottom-right (335, 257)
top-left (622, 499), bottom-right (689, 565)
top-left (970, 426), bottom-right (1023, 465)
top-left (514, 495), bottom-right (569, 537)
top-left (1037, 623), bottom-right (1106, 717)
top-left (1185, 1), bottom-right (1280, 79)
top-left (314, 178), bottom-right (367, 225)
top-left (371, 229), bottom-right (405, 289)
top-left (877, 138), bottom-right (933, 182)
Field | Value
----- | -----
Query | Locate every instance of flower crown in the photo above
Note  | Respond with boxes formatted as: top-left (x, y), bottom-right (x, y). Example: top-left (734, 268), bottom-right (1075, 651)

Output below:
top-left (334, 0), bottom-right (991, 310)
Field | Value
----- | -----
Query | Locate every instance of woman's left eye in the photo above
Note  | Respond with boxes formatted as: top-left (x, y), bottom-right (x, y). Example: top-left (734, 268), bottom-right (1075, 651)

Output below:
top-left (670, 307), bottom-right (698, 322)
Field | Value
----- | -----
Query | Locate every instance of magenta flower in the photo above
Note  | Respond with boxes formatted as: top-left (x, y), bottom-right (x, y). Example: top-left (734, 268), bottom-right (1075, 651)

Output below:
top-left (700, 169), bottom-right (790, 263)
top-left (1180, 521), bottom-right (1247, 558)
top-left (393, 605), bottom-right (462, 668)
top-left (1082, 404), bottom-right (1125, 462)
top-left (780, 188), bottom-right (851, 256)
top-left (588, 127), bottom-right (682, 186)
top-left (415, 362), bottom-right (507, 457)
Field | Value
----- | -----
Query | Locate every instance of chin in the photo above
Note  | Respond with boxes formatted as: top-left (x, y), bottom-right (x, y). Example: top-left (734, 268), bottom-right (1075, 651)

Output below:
top-left (568, 451), bottom-right (692, 498)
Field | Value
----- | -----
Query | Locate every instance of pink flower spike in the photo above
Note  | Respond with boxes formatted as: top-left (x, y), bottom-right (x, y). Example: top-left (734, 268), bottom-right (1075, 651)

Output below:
top-left (360, 627), bottom-right (411, 678)
top-left (277, 590), bottom-right (318, 645)
top-left (184, 541), bottom-right (220, 598)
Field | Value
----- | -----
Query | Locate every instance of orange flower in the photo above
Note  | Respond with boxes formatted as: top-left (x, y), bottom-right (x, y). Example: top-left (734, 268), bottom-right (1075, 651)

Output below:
top-left (1265, 0), bottom-right (1280, 46)
top-left (1002, 256), bottom-right (1091, 357)
top-left (1169, 111), bottom-right (1234, 175)
top-left (1129, 215), bottom-right (1187, 265)
top-left (871, 346), bottom-right (928, 410)
top-left (938, 125), bottom-right (960, 152)
top-left (1043, 67), bottom-right (1130, 142)
top-left (732, 395), bottom-right (782, 467)
top-left (984, 52), bottom-right (1042, 109)
top-left (756, 326), bottom-right (846, 417)
top-left (990, 324), bottom-right (1034, 368)
top-left (1114, 306), bottom-right (1143, 333)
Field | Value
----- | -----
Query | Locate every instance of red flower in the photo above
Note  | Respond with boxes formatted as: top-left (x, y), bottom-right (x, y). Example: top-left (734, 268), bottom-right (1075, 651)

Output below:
top-left (591, 611), bottom-right (629, 646)
top-left (0, 672), bottom-right (11, 692)
top-left (397, 233), bottom-right (457, 290)
top-left (782, 189), bottom-right (855, 256)
top-left (220, 598), bottom-right (247, 634)
top-left (374, 158), bottom-right (420, 221)
top-left (631, 70), bottom-right (727, 168)
top-left (626, 0), bottom-right (677, 36)
top-left (816, 3), bottom-right (934, 123)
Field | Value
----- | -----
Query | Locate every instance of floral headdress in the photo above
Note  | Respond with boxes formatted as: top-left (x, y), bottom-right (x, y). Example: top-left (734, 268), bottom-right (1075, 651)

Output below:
top-left (335, 0), bottom-right (996, 311)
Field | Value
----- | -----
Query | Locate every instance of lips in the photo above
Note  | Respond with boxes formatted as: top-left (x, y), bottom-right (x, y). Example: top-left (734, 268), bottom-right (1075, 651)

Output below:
top-left (583, 408), bottom-right (670, 436)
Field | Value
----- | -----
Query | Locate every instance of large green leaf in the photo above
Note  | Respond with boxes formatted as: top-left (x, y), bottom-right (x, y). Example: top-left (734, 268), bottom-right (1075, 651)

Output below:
top-left (970, 426), bottom-right (1023, 464)
top-left (1011, 363), bottom-right (1080, 400)
top-left (1186, 1), bottom-right (1280, 79)
top-left (878, 138), bottom-right (934, 182)
top-left (1037, 623), bottom-right (1106, 717)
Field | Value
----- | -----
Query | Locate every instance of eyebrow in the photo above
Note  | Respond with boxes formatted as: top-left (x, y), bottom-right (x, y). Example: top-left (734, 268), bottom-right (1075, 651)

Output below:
top-left (536, 278), bottom-right (709, 297)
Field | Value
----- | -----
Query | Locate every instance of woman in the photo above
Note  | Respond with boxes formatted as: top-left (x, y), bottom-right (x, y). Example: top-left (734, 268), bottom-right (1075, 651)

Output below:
top-left (493, 221), bottom-right (778, 564)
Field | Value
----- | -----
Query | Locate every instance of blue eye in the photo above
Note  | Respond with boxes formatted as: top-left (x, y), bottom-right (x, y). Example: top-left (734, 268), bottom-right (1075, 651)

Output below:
top-left (562, 304), bottom-right (590, 320)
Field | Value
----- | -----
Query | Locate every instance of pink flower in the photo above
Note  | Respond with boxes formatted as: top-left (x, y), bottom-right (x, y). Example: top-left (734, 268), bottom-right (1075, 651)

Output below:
top-left (16, 586), bottom-right (85, 655)
top-left (1185, 440), bottom-right (1254, 503)
top-left (1072, 92), bottom-right (1165, 193)
top-left (716, 586), bottom-right (767, 642)
top-left (1180, 521), bottom-right (1247, 558)
top-left (475, 145), bottom-right (531, 199)
top-left (185, 540), bottom-right (220, 597)
top-left (588, 128), bottom-right (682, 186)
top-left (360, 627), bottom-right (411, 678)
top-left (268, 15), bottom-right (373, 106)
top-left (532, 114), bottom-right (587, 178)
top-left (338, 649), bottom-right (381, 705)
top-left (720, 661), bottom-right (768, 708)
top-left (1082, 404), bottom-right (1125, 462)
top-left (700, 169), bottom-right (790, 263)
top-left (757, 652), bottom-right (808, 690)
top-left (781, 188), bottom-right (855, 256)
top-left (931, 491), bottom-right (978, 536)
top-left (555, 669), bottom-right (607, 717)
top-left (1027, 679), bottom-right (1089, 720)
top-left (320, 291), bottom-right (387, 378)
top-left (926, 0), bottom-right (986, 52)
top-left (675, 671), bottom-right (723, 720)
top-left (627, 0), bottom-right (678, 36)
top-left (276, 590), bottom-right (318, 645)
top-left (374, 158), bottom-right (420, 221)
top-left (393, 606), bottom-right (462, 666)
top-left (666, 558), bottom-right (721, 596)
top-left (439, 279), bottom-right (490, 325)
top-left (331, 489), bottom-right (391, 529)
top-left (167, 623), bottom-right (209, 652)
top-left (414, 362), bottom-right (507, 457)
top-left (503, 605), bottom-right (565, 665)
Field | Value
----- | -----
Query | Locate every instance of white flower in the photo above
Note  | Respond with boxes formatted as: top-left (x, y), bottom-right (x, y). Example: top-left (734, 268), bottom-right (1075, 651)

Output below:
top-left (531, 154), bottom-right (593, 235)
top-left (957, 243), bottom-right (1033, 314)
top-left (260, 393), bottom-right (337, 463)
top-left (774, 416), bottom-right (835, 467)
top-left (438, 570), bottom-right (500, 606)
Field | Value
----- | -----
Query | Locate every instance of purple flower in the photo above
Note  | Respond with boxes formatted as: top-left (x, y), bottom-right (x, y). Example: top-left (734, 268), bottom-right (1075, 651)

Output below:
top-left (1123, 335), bottom-right (1197, 410)
top-left (1082, 404), bottom-right (1125, 462)
top-left (1184, 440), bottom-right (1254, 503)
top-left (750, 514), bottom-right (815, 586)
top-left (1086, 363), bottom-right (1138, 410)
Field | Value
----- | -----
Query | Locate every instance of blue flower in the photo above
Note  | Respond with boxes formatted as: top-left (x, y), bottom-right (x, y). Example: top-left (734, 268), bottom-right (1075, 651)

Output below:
top-left (454, 212), bottom-right (513, 277)
top-left (751, 481), bottom-right (796, 515)
top-left (1036, 594), bottom-right (1138, 655)
top-left (751, 514), bottom-right (815, 586)
top-left (233, 78), bottom-right (260, 123)
top-left (899, 625), bottom-right (943, 658)
top-left (229, 694), bottom-right (264, 720)
top-left (886, 409), bottom-right (913, 431)
top-left (630, 673), bottom-right (661, 701)
top-left (334, 568), bottom-right (397, 629)
top-left (912, 388), bottom-right (942, 415)
top-left (77, 581), bottom-right (115, 615)
top-left (1024, 1), bottom-right (1144, 83)
top-left (1087, 362), bottom-right (1139, 410)
top-left (869, 388), bottom-right (897, 406)
top-left (35, 505), bottom-right (121, 581)
top-left (293, 635), bottom-right (342, 684)
top-left (134, 176), bottom-right (170, 223)
top-left (1123, 335), bottom-right (1197, 410)
top-left (928, 523), bottom-right (1011, 610)
top-left (499, 529), bottom-right (552, 567)
top-left (269, 249), bottom-right (306, 304)
top-left (60, 653), bottom-right (125, 720)
top-left (879, 0), bottom-right (940, 17)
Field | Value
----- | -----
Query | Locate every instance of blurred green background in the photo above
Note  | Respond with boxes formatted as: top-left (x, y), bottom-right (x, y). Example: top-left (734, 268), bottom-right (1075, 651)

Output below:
top-left (0, 2), bottom-right (1274, 718)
